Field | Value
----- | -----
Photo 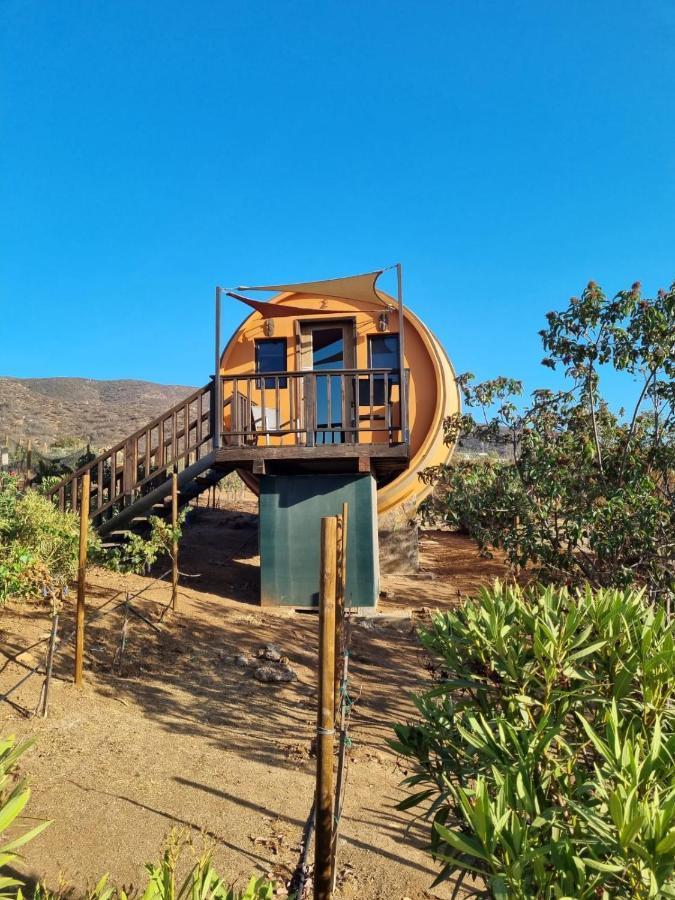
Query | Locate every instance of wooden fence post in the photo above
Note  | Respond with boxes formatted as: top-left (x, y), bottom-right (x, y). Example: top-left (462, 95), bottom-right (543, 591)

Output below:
top-left (171, 471), bottom-right (179, 610)
top-left (330, 503), bottom-right (349, 889)
top-left (315, 516), bottom-right (337, 900)
top-left (74, 471), bottom-right (90, 686)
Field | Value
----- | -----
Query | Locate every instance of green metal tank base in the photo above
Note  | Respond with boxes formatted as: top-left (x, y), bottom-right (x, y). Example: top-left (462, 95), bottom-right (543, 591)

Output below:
top-left (259, 473), bottom-right (379, 608)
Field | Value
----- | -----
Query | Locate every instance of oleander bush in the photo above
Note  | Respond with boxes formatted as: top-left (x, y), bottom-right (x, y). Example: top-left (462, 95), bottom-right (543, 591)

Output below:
top-left (393, 582), bottom-right (675, 898)
top-left (0, 737), bottom-right (50, 899)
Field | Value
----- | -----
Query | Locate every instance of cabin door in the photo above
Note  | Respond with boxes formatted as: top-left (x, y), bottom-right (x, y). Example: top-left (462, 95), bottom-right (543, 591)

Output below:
top-left (299, 320), bottom-right (356, 445)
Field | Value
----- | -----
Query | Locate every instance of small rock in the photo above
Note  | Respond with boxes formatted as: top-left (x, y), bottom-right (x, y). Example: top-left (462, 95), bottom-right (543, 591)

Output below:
top-left (254, 664), bottom-right (297, 684)
top-left (257, 643), bottom-right (282, 662)
top-left (233, 654), bottom-right (250, 667)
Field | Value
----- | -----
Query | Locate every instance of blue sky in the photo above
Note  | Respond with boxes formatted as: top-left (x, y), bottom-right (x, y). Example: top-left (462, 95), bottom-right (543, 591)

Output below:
top-left (1, 1), bottom-right (674, 410)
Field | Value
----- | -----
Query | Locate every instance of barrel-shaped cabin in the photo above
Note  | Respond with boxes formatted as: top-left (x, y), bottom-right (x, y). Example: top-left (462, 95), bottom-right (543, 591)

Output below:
top-left (46, 268), bottom-right (459, 610)
top-left (216, 269), bottom-right (459, 515)
top-left (214, 269), bottom-right (459, 608)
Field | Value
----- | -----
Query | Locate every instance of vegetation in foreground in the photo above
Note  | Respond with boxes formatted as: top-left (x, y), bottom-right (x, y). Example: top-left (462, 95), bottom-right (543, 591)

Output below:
top-left (0, 738), bottom-right (276, 900)
top-left (421, 281), bottom-right (675, 602)
top-left (0, 475), bottom-right (85, 606)
top-left (0, 473), bottom-right (184, 606)
top-left (393, 582), bottom-right (675, 898)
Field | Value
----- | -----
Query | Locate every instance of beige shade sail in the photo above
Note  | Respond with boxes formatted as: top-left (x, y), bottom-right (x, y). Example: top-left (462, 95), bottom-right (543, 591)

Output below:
top-left (235, 269), bottom-right (393, 308)
top-left (226, 292), bottom-right (357, 318)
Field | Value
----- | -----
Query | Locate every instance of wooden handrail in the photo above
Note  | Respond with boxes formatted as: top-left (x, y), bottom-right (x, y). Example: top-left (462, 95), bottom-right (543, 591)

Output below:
top-left (220, 368), bottom-right (409, 448)
top-left (47, 382), bottom-right (214, 521)
top-left (221, 367), bottom-right (400, 379)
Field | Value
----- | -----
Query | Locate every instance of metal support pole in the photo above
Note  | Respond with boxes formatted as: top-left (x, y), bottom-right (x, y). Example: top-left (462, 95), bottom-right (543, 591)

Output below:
top-left (396, 263), bottom-right (409, 444)
top-left (213, 286), bottom-right (222, 450)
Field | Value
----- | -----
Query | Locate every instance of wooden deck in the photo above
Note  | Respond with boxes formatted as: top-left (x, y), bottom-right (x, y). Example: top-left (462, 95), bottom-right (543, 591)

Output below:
top-left (216, 368), bottom-right (410, 478)
top-left (214, 441), bottom-right (410, 478)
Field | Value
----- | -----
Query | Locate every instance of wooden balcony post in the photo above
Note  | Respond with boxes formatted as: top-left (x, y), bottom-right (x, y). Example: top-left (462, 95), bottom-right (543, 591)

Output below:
top-left (304, 374), bottom-right (316, 448)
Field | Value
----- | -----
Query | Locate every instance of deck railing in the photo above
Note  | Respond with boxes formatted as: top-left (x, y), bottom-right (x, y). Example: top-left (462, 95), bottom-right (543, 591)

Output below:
top-left (220, 368), bottom-right (408, 448)
top-left (46, 383), bottom-right (213, 521)
top-left (46, 368), bottom-right (409, 524)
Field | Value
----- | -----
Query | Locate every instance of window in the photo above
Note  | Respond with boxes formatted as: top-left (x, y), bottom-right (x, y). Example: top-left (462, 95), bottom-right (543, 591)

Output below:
top-left (255, 338), bottom-right (287, 388)
top-left (360, 334), bottom-right (400, 405)
top-left (368, 334), bottom-right (400, 374)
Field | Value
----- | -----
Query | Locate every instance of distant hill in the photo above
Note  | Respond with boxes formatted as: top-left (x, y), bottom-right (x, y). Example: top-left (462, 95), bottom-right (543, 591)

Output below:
top-left (0, 377), bottom-right (196, 452)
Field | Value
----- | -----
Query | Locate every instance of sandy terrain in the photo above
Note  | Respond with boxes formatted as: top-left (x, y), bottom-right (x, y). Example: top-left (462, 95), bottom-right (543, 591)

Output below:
top-left (0, 503), bottom-right (507, 899)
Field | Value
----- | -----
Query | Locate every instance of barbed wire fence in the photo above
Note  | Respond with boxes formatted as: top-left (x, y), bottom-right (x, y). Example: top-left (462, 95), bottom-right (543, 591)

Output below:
top-left (0, 566), bottom-right (202, 717)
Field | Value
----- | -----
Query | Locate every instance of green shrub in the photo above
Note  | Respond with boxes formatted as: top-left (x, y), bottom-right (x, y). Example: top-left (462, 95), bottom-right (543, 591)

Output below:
top-left (0, 473), bottom-right (186, 599)
top-left (392, 582), bottom-right (675, 898)
top-left (97, 512), bottom-right (187, 575)
top-left (0, 474), bottom-right (96, 605)
top-left (0, 737), bottom-right (50, 898)
top-left (27, 836), bottom-right (276, 900)
top-left (0, 736), bottom-right (276, 900)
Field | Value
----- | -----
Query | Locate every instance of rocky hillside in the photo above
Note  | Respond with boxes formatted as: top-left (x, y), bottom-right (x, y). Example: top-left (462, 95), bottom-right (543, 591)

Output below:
top-left (0, 377), bottom-right (196, 451)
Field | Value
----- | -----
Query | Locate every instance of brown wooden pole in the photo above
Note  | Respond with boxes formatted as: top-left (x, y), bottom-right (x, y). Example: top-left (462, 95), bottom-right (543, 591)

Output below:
top-left (330, 502), bottom-right (350, 889)
top-left (40, 613), bottom-right (59, 717)
top-left (315, 516), bottom-right (337, 900)
top-left (171, 471), bottom-right (179, 611)
top-left (74, 471), bottom-right (90, 686)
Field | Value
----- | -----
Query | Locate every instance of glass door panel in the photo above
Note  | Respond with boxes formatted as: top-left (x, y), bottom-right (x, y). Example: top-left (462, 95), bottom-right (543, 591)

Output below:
top-left (312, 327), bottom-right (344, 444)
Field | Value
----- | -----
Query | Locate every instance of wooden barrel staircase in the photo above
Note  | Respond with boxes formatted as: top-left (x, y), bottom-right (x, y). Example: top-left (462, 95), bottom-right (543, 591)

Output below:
top-left (46, 380), bottom-right (235, 544)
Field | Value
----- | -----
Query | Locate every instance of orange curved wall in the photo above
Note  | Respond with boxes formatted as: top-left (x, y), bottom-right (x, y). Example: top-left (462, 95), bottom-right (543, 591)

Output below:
top-left (220, 291), bottom-right (460, 514)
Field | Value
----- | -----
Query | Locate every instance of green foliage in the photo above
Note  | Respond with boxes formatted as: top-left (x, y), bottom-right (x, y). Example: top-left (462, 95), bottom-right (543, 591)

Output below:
top-left (98, 511), bottom-right (187, 575)
top-left (0, 471), bottom-right (188, 595)
top-left (20, 833), bottom-right (276, 900)
top-left (421, 282), bottom-right (675, 601)
top-left (393, 582), bottom-right (675, 898)
top-left (0, 737), bottom-right (50, 898)
top-left (0, 474), bottom-right (97, 605)
top-left (133, 837), bottom-right (276, 900)
top-left (0, 742), bottom-right (276, 900)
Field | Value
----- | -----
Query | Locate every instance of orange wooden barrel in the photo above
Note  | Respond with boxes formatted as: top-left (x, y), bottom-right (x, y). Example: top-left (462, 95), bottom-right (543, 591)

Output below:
top-left (220, 289), bottom-right (460, 513)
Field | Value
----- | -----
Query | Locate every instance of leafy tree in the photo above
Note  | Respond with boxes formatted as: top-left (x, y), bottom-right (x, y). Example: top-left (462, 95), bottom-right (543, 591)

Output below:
top-left (421, 281), bottom-right (675, 601)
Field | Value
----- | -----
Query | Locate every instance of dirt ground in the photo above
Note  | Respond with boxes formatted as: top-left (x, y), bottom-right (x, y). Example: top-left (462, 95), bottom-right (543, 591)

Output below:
top-left (0, 498), bottom-right (508, 899)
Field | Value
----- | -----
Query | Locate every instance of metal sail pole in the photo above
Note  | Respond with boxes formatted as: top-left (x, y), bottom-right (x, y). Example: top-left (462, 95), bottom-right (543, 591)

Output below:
top-left (396, 264), bottom-right (409, 444)
top-left (213, 286), bottom-right (222, 450)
